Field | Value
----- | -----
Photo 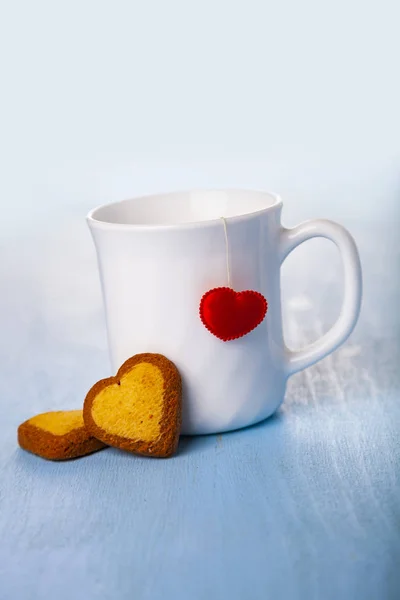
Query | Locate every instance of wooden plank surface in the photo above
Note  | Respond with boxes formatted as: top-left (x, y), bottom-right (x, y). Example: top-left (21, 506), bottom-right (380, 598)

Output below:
top-left (0, 212), bottom-right (399, 600)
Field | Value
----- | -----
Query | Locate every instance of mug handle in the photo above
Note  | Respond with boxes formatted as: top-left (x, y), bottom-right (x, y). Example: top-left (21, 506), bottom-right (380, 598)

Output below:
top-left (280, 219), bottom-right (362, 376)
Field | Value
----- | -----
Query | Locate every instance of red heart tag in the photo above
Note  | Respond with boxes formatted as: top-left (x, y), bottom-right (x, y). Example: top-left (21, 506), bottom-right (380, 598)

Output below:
top-left (199, 287), bottom-right (268, 341)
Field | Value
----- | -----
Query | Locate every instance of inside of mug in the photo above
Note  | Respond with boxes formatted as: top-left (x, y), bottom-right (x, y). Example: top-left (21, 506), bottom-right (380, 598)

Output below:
top-left (90, 189), bottom-right (280, 226)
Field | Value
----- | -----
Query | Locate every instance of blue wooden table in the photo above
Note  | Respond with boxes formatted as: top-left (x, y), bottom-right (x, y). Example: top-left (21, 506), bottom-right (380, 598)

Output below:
top-left (0, 204), bottom-right (399, 600)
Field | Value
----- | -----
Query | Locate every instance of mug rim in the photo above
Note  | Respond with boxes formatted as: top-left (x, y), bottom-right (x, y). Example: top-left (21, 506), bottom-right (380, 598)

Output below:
top-left (87, 188), bottom-right (283, 231)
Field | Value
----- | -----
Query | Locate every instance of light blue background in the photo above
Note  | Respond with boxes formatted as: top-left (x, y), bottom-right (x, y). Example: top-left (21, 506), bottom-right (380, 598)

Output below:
top-left (0, 1), bottom-right (399, 599)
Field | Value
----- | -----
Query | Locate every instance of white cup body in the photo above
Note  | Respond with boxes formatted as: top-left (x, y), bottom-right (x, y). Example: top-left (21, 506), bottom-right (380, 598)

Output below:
top-left (88, 190), bottom-right (290, 434)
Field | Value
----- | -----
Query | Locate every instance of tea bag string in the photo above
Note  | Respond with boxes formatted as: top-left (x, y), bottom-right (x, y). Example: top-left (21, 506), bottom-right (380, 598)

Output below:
top-left (221, 216), bottom-right (232, 288)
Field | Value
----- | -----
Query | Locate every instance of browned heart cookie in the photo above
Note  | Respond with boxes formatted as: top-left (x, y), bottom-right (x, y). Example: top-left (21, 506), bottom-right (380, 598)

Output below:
top-left (83, 353), bottom-right (182, 458)
top-left (18, 410), bottom-right (106, 460)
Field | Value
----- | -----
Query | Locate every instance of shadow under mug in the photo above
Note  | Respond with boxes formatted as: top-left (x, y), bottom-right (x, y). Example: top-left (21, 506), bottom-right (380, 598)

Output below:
top-left (87, 189), bottom-right (362, 435)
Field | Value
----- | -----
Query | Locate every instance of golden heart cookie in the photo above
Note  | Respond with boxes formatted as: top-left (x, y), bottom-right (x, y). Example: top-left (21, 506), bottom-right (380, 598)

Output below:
top-left (18, 410), bottom-right (107, 460)
top-left (83, 354), bottom-right (182, 458)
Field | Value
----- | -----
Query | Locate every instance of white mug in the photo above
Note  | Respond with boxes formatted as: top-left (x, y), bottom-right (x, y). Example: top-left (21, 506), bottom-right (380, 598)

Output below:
top-left (87, 189), bottom-right (362, 435)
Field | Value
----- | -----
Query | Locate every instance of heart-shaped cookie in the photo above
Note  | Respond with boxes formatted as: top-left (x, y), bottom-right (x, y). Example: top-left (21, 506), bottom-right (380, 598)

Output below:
top-left (200, 287), bottom-right (268, 341)
top-left (83, 354), bottom-right (182, 458)
top-left (18, 410), bottom-right (106, 460)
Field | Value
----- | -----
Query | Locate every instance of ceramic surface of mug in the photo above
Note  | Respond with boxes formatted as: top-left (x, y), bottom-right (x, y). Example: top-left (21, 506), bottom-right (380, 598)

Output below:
top-left (87, 189), bottom-right (362, 435)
